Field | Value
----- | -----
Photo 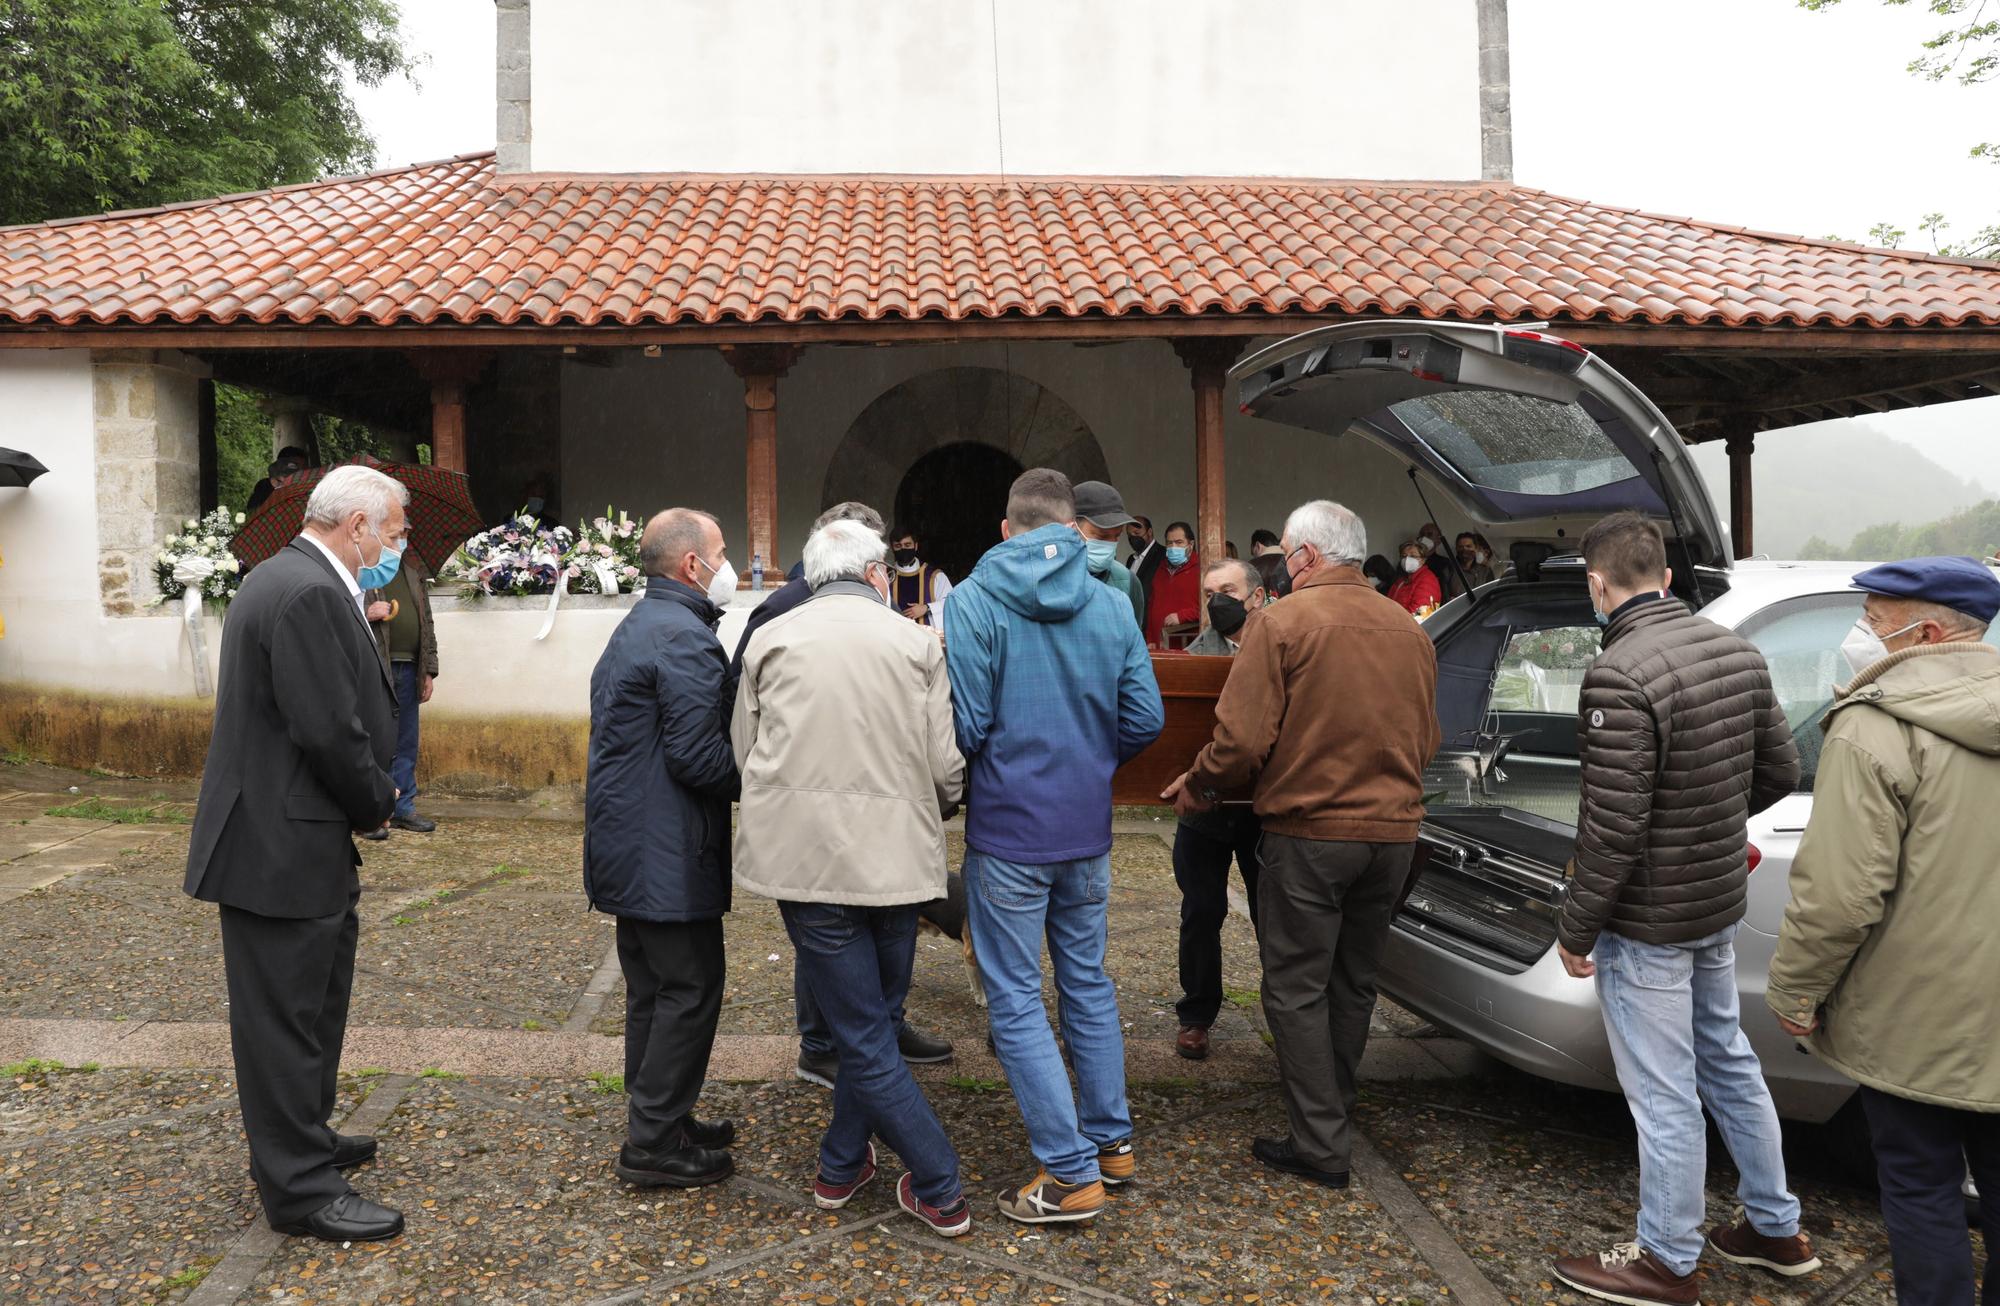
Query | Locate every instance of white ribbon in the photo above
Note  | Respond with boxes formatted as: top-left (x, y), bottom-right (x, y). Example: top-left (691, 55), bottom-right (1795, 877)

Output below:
top-left (535, 567), bottom-right (569, 641)
top-left (173, 556), bottom-right (217, 697)
top-left (593, 561), bottom-right (620, 596)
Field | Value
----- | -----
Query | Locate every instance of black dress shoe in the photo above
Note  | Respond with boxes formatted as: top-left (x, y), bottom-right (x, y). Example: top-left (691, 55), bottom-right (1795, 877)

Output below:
top-left (331, 1133), bottom-right (378, 1169)
top-left (390, 813), bottom-right (436, 833)
top-left (361, 828), bottom-right (389, 841)
top-left (276, 1191), bottom-right (405, 1242)
top-left (617, 1141), bottom-right (733, 1188)
top-left (1252, 1136), bottom-right (1349, 1189)
top-left (897, 1023), bottom-right (954, 1064)
top-left (681, 1116), bottom-right (735, 1149)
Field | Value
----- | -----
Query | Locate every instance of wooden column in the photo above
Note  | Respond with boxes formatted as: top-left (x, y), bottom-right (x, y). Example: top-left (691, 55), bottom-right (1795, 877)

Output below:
top-left (1174, 339), bottom-right (1246, 582)
top-left (407, 351), bottom-right (493, 474)
top-left (1724, 423), bottom-right (1756, 560)
top-left (723, 344), bottom-right (801, 575)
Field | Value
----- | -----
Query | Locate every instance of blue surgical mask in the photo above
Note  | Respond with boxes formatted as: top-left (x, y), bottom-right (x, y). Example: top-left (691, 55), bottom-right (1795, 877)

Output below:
top-left (1165, 545), bottom-right (1190, 567)
top-left (1083, 538), bottom-right (1118, 573)
top-left (359, 538), bottom-right (404, 590)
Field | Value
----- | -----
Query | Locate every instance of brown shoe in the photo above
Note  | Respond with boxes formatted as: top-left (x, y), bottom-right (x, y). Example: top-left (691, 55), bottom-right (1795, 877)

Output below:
top-left (1552, 1243), bottom-right (1698, 1306)
top-left (1176, 1025), bottom-right (1210, 1060)
top-left (1708, 1212), bottom-right (1822, 1277)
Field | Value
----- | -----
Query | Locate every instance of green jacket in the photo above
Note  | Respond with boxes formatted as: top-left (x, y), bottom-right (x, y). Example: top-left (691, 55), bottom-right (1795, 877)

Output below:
top-left (1088, 553), bottom-right (1146, 631)
top-left (1767, 640), bottom-right (2000, 1111)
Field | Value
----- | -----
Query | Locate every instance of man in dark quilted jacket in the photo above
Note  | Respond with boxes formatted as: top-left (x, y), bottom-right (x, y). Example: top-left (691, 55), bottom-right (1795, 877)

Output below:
top-left (1550, 513), bottom-right (1816, 1304)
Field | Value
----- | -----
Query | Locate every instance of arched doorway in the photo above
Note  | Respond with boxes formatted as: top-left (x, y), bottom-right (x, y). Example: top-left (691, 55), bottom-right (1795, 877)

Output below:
top-left (821, 366), bottom-right (1109, 580)
top-left (894, 442), bottom-right (1025, 582)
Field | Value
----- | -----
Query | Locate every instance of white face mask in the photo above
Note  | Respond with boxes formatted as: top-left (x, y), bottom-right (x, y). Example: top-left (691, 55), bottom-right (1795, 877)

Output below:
top-left (696, 552), bottom-right (737, 607)
top-left (1840, 616), bottom-right (1922, 679)
top-left (1475, 551), bottom-right (1489, 565)
top-left (1402, 556), bottom-right (1423, 574)
top-left (1417, 536), bottom-right (1436, 553)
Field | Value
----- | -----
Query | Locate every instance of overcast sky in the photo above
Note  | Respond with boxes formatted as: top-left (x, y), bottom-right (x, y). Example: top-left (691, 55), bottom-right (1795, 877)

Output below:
top-left (350, 0), bottom-right (1998, 493)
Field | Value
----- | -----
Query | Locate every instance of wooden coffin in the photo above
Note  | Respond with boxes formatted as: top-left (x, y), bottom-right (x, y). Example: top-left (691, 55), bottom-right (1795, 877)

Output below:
top-left (1111, 652), bottom-right (1235, 806)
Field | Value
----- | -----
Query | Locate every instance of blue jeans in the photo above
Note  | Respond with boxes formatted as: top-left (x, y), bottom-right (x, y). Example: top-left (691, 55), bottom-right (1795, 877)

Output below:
top-left (962, 849), bottom-right (1130, 1183)
top-left (796, 958), bottom-right (905, 1057)
top-left (779, 901), bottom-right (961, 1207)
top-left (1593, 924), bottom-right (1801, 1275)
top-left (390, 661), bottom-right (421, 820)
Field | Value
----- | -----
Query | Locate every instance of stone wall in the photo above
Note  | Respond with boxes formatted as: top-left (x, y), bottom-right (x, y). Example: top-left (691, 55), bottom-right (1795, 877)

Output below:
top-left (92, 350), bottom-right (206, 615)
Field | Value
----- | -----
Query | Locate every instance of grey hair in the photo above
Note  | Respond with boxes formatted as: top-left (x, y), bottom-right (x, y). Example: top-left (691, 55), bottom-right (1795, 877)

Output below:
top-left (811, 500), bottom-right (885, 537)
top-left (1284, 500), bottom-right (1366, 568)
top-left (303, 465), bottom-right (408, 531)
top-left (804, 518), bottom-right (890, 589)
top-left (1204, 556), bottom-right (1261, 593)
top-left (639, 508), bottom-right (717, 578)
top-left (1892, 597), bottom-right (1990, 641)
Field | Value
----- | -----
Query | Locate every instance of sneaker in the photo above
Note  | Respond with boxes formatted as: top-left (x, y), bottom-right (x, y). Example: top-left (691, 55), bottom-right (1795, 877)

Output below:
top-left (897, 1023), bottom-right (954, 1064)
top-left (796, 1048), bottom-right (837, 1089)
top-left (813, 1142), bottom-right (877, 1210)
top-left (995, 1168), bottom-right (1106, 1225)
top-left (896, 1172), bottom-right (972, 1237)
top-left (1708, 1210), bottom-right (1822, 1277)
top-left (1097, 1138), bottom-right (1135, 1189)
top-left (1552, 1242), bottom-right (1698, 1306)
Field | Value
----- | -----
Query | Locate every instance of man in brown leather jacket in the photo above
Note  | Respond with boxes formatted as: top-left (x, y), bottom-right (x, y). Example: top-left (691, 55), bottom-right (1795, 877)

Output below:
top-left (1551, 513), bottom-right (1815, 1303)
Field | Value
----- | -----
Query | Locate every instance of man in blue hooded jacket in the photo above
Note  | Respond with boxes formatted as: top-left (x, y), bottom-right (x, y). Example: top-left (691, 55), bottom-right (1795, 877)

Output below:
top-left (945, 467), bottom-right (1165, 1225)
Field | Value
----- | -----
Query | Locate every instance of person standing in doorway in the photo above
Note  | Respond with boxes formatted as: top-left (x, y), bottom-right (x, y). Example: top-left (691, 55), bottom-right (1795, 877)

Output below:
top-left (1163, 501), bottom-right (1439, 1191)
top-left (1172, 557), bottom-right (1269, 1061)
top-left (586, 508), bottom-right (742, 1190)
top-left (1072, 480), bottom-right (1147, 632)
top-left (364, 546), bottom-right (439, 839)
top-left (888, 526), bottom-right (953, 632)
top-left (1767, 557), bottom-right (2000, 1306)
top-left (1145, 520), bottom-right (1200, 649)
top-left (184, 464), bottom-right (407, 1244)
top-left (946, 468), bottom-right (1164, 1226)
top-left (1551, 512), bottom-right (1815, 1301)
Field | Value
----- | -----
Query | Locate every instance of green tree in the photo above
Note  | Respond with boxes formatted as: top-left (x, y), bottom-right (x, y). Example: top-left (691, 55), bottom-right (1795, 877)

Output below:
top-left (1813, 500), bottom-right (2000, 560)
top-left (1804, 1), bottom-right (1999, 257)
top-left (0, 0), bottom-right (416, 226)
top-left (213, 383), bottom-right (272, 512)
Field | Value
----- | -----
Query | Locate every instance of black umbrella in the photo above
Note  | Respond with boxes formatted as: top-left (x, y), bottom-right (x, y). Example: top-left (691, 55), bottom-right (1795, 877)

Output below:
top-left (0, 448), bottom-right (48, 488)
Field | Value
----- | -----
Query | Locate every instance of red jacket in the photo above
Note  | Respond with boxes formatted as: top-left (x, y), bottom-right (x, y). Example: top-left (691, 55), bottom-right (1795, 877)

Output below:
top-left (1145, 553), bottom-right (1201, 647)
top-left (1387, 566), bottom-right (1441, 614)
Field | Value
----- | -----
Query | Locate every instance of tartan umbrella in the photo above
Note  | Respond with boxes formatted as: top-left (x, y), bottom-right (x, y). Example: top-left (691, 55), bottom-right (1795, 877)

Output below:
top-left (231, 453), bottom-right (486, 574)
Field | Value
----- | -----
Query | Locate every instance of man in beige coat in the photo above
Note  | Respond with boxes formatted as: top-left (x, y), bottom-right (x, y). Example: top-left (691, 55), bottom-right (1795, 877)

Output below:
top-left (1769, 557), bottom-right (2000, 1306)
top-left (732, 518), bottom-right (972, 1238)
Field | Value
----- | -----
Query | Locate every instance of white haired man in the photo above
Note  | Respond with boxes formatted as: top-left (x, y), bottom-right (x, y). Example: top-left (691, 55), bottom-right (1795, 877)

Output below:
top-left (733, 519), bottom-right (973, 1237)
top-left (1164, 500), bottom-right (1440, 1188)
top-left (184, 464), bottom-right (409, 1243)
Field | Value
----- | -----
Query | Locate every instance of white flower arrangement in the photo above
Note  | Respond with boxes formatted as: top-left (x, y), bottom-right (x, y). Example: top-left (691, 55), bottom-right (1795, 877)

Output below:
top-left (151, 507), bottom-right (245, 605)
top-left (561, 507), bottom-right (646, 595)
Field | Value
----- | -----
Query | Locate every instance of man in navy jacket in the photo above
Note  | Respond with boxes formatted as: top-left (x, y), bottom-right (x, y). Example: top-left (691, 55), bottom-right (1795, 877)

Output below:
top-left (586, 507), bottom-right (742, 1188)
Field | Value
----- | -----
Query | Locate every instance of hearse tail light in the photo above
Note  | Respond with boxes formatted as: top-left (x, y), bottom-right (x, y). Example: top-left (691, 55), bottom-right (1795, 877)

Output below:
top-left (1502, 329), bottom-right (1590, 375)
top-left (1747, 843), bottom-right (1763, 874)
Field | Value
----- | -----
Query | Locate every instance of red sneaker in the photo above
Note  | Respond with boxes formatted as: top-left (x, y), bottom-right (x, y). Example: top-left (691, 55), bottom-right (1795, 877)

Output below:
top-left (897, 1172), bottom-right (972, 1237)
top-left (812, 1142), bottom-right (877, 1210)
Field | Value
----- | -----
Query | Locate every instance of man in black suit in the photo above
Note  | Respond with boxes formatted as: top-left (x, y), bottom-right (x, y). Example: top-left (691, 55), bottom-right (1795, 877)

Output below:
top-left (1125, 514), bottom-right (1163, 591)
top-left (185, 464), bottom-right (408, 1243)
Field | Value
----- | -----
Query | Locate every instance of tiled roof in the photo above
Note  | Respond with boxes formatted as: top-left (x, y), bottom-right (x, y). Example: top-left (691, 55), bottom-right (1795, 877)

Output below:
top-left (4, 151), bottom-right (1999, 331)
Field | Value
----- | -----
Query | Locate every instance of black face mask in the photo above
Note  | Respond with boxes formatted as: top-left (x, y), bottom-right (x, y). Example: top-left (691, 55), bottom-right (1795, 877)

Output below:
top-left (893, 548), bottom-right (919, 566)
top-left (1207, 593), bottom-right (1249, 637)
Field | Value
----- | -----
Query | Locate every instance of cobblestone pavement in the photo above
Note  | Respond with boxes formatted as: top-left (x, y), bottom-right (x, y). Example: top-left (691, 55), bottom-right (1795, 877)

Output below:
top-left (0, 773), bottom-right (1956, 1304)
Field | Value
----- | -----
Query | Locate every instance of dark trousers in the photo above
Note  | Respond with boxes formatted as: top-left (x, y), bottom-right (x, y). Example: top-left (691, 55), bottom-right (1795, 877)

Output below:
top-left (616, 916), bottom-right (725, 1153)
top-left (795, 876), bottom-right (970, 1054)
top-left (1256, 833), bottom-right (1415, 1173)
top-left (390, 661), bottom-right (421, 820)
top-left (1860, 1086), bottom-right (2000, 1306)
top-left (1173, 813), bottom-right (1262, 1028)
top-left (218, 897), bottom-right (359, 1225)
top-left (781, 901), bottom-right (961, 1206)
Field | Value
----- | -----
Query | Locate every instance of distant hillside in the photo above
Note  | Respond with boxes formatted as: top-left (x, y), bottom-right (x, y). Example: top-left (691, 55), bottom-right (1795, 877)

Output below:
top-left (1690, 423), bottom-right (1990, 558)
top-left (1800, 500), bottom-right (2000, 563)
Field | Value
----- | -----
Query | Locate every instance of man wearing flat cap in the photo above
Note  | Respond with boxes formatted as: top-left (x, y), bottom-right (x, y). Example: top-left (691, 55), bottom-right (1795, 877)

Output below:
top-left (1769, 555), bottom-right (2000, 1306)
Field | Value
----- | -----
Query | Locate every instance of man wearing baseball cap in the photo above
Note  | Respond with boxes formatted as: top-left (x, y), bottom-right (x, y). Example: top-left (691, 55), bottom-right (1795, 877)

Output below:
top-left (1071, 481), bottom-right (1146, 632)
top-left (1769, 555), bottom-right (2000, 1306)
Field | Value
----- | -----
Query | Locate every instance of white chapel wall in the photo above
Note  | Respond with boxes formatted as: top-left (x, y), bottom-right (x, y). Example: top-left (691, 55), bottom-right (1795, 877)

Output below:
top-left (528, 0), bottom-right (1483, 180)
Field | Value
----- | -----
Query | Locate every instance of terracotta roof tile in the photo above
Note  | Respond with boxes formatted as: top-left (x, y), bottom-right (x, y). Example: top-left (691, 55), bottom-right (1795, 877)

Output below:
top-left (6, 151), bottom-right (2000, 330)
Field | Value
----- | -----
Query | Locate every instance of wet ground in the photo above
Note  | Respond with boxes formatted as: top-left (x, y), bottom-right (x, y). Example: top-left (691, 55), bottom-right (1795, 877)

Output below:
top-left (0, 768), bottom-right (1954, 1305)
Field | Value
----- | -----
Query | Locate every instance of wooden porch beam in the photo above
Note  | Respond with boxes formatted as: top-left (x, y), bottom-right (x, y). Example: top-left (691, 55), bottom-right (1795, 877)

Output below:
top-left (722, 344), bottom-right (801, 579)
top-left (1723, 418), bottom-right (1758, 560)
top-left (406, 350), bottom-right (493, 474)
top-left (1613, 357), bottom-right (2000, 412)
top-left (1173, 338), bottom-right (1246, 606)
